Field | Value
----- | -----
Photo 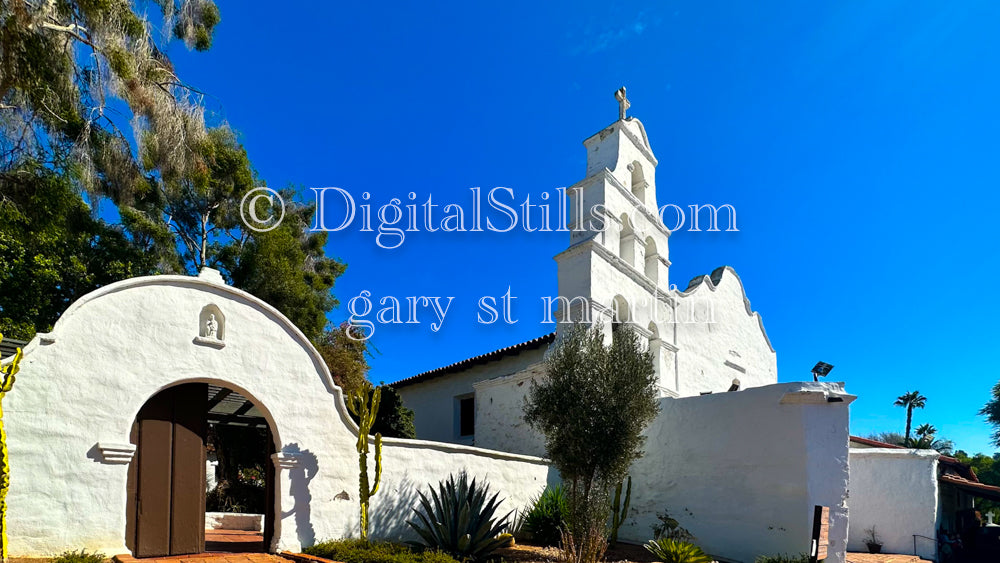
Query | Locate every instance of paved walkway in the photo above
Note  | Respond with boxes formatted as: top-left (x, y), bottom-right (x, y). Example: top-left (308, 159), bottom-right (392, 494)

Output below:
top-left (846, 553), bottom-right (929, 563)
top-left (114, 553), bottom-right (285, 563)
top-left (114, 530), bottom-right (284, 563)
top-left (205, 530), bottom-right (265, 553)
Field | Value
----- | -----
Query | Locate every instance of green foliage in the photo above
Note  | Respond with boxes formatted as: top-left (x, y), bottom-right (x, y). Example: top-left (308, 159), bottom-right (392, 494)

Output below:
top-left (225, 191), bottom-right (345, 342)
top-left (1, 4), bottom-right (353, 351)
top-left (304, 539), bottom-right (459, 563)
top-left (522, 485), bottom-right (569, 546)
top-left (609, 476), bottom-right (631, 546)
top-left (205, 425), bottom-right (268, 513)
top-left (523, 323), bottom-right (659, 553)
top-left (407, 473), bottom-right (513, 562)
top-left (319, 325), bottom-right (414, 439)
top-left (865, 431), bottom-right (906, 446)
top-left (651, 511), bottom-right (694, 543)
top-left (954, 450), bottom-right (1000, 514)
top-left (369, 385), bottom-right (416, 439)
top-left (980, 381), bottom-right (1000, 449)
top-left (0, 164), bottom-right (155, 339)
top-left (1, 0), bottom-right (221, 197)
top-left (643, 539), bottom-right (713, 563)
top-left (866, 427), bottom-right (954, 455)
top-left (317, 323), bottom-right (374, 394)
top-left (753, 555), bottom-right (810, 563)
top-left (51, 550), bottom-right (107, 563)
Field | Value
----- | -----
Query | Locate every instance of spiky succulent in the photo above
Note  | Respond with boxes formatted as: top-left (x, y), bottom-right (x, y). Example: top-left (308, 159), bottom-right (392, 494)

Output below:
top-left (644, 538), bottom-right (714, 563)
top-left (407, 473), bottom-right (512, 562)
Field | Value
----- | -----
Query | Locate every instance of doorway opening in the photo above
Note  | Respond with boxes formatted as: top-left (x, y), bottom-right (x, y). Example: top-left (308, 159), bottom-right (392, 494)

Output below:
top-left (126, 382), bottom-right (277, 558)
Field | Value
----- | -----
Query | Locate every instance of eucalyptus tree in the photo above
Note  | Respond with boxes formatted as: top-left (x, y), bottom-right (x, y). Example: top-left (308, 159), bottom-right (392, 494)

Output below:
top-left (1, 0), bottom-right (220, 194)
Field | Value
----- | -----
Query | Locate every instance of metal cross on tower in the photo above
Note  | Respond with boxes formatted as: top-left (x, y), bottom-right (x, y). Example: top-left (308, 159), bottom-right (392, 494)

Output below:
top-left (615, 86), bottom-right (630, 121)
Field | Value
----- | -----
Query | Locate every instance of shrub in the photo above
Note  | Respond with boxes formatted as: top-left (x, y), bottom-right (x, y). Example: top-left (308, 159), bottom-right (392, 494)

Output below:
top-left (753, 555), bottom-right (810, 563)
top-left (643, 538), bottom-right (713, 563)
top-left (524, 324), bottom-right (659, 563)
top-left (52, 550), bottom-right (107, 563)
top-left (407, 472), bottom-right (512, 562)
top-left (523, 485), bottom-right (569, 546)
top-left (304, 539), bottom-right (459, 563)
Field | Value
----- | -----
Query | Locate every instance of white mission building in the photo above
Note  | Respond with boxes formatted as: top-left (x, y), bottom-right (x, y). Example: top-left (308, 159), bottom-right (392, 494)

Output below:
top-left (393, 92), bottom-right (778, 456)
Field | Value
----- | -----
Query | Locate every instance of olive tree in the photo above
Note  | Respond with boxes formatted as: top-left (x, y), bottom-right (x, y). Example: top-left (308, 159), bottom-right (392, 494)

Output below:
top-left (523, 323), bottom-right (659, 563)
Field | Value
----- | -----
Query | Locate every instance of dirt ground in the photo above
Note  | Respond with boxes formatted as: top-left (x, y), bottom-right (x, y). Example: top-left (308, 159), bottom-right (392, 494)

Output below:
top-left (496, 542), bottom-right (660, 563)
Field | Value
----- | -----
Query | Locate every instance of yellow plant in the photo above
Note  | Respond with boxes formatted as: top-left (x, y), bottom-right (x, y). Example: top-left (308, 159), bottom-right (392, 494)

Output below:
top-left (0, 334), bottom-right (24, 563)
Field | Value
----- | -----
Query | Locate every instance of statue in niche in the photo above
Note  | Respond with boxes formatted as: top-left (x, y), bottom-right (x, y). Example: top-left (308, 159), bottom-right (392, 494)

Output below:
top-left (205, 314), bottom-right (219, 339)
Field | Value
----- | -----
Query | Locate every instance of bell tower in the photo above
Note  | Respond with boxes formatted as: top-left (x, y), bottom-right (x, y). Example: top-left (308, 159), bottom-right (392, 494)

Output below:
top-left (554, 87), bottom-right (676, 393)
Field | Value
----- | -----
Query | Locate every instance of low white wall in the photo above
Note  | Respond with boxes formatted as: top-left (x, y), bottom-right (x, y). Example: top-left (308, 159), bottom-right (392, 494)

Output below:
top-left (369, 439), bottom-right (554, 541)
top-left (846, 448), bottom-right (939, 560)
top-left (205, 512), bottom-right (263, 531)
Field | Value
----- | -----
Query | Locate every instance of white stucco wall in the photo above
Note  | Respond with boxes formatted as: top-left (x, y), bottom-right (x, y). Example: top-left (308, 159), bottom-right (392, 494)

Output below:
top-left (472, 362), bottom-right (547, 457)
top-left (2, 272), bottom-right (551, 557)
top-left (846, 448), bottom-right (939, 560)
top-left (472, 372), bottom-right (855, 563)
top-left (395, 345), bottom-right (547, 444)
top-left (672, 267), bottom-right (777, 395)
top-left (619, 382), bottom-right (854, 563)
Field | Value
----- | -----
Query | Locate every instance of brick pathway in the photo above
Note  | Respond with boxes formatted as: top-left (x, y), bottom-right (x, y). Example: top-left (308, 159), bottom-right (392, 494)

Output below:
top-left (114, 552), bottom-right (285, 563)
top-left (205, 530), bottom-right (265, 553)
top-left (846, 553), bottom-right (929, 563)
top-left (114, 530), bottom-right (283, 563)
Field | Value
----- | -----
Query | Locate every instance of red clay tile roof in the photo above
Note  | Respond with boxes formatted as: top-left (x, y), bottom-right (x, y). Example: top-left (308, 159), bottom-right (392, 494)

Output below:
top-left (939, 474), bottom-right (1000, 501)
top-left (391, 332), bottom-right (556, 389)
top-left (849, 435), bottom-right (905, 449)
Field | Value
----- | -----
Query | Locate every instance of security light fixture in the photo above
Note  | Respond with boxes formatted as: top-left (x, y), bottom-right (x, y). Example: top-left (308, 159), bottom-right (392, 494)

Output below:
top-left (812, 361), bottom-right (834, 382)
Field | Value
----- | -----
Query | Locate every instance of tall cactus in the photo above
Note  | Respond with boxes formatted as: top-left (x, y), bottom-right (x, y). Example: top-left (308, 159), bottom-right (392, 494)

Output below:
top-left (609, 475), bottom-right (631, 546)
top-left (346, 381), bottom-right (383, 541)
top-left (0, 335), bottom-right (23, 563)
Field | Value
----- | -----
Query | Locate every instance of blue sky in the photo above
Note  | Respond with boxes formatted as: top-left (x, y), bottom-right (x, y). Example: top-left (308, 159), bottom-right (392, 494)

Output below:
top-left (166, 1), bottom-right (1000, 454)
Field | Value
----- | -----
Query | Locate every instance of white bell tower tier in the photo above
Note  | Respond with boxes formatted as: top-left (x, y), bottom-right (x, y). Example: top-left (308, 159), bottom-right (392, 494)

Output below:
top-left (554, 87), bottom-right (675, 389)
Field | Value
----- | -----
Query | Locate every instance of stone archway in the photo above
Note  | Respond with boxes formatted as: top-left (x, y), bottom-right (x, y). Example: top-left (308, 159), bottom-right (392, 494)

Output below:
top-left (125, 381), bottom-right (279, 557)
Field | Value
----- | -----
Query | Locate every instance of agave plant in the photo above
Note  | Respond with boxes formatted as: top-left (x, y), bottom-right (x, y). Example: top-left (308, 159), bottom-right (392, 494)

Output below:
top-left (407, 472), bottom-right (513, 562)
top-left (644, 538), bottom-right (714, 563)
top-left (523, 485), bottom-right (568, 546)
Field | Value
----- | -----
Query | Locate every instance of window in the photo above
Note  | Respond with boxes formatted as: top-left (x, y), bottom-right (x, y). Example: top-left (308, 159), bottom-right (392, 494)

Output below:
top-left (457, 395), bottom-right (475, 437)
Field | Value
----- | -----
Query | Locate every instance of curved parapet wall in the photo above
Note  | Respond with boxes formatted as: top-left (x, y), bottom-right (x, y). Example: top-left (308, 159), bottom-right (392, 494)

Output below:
top-left (3, 271), bottom-right (552, 556)
top-left (673, 265), bottom-right (778, 394)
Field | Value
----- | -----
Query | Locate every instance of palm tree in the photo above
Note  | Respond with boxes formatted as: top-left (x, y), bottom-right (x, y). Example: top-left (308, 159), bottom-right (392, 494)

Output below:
top-left (894, 390), bottom-right (927, 444)
top-left (911, 424), bottom-right (954, 455)
top-left (915, 423), bottom-right (937, 439)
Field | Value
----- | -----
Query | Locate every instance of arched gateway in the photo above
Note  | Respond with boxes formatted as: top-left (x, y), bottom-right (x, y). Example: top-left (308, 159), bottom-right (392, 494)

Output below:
top-left (0, 268), bottom-right (556, 558)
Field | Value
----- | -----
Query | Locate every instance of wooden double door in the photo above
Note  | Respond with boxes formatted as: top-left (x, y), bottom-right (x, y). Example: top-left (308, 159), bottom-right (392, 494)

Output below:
top-left (125, 383), bottom-right (275, 558)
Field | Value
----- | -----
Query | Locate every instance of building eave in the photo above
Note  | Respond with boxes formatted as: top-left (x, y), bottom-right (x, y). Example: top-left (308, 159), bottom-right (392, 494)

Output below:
top-left (391, 332), bottom-right (556, 389)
